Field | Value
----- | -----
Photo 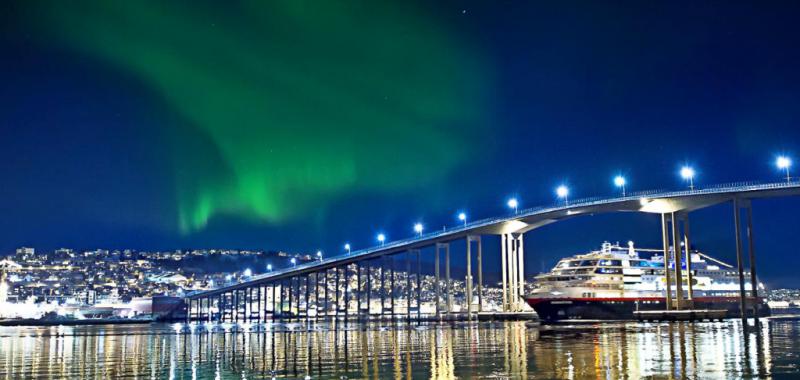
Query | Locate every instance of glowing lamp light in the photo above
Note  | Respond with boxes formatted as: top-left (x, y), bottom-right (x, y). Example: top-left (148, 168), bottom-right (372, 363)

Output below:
top-left (777, 156), bottom-right (792, 182)
top-left (243, 268), bottom-right (252, 277)
top-left (377, 233), bottom-right (386, 246)
top-left (267, 264), bottom-right (273, 272)
top-left (414, 223), bottom-right (423, 236)
top-left (614, 175), bottom-right (627, 196)
top-left (777, 156), bottom-right (791, 169)
top-left (507, 198), bottom-right (519, 214)
top-left (290, 258), bottom-right (297, 266)
top-left (458, 212), bottom-right (467, 227)
top-left (556, 185), bottom-right (569, 205)
top-left (680, 166), bottom-right (696, 190)
top-left (680, 166), bottom-right (695, 179)
top-left (316, 250), bottom-right (323, 261)
top-left (344, 243), bottom-right (351, 254)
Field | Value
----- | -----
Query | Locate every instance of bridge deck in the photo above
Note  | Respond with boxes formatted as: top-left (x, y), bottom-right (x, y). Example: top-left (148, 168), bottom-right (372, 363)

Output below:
top-left (187, 181), bottom-right (800, 300)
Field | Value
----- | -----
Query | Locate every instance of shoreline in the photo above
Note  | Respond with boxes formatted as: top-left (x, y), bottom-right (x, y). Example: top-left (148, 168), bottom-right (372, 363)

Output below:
top-left (0, 318), bottom-right (155, 327)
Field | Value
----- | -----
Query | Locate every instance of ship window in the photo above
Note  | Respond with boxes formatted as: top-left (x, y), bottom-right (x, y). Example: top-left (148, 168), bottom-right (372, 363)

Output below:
top-left (599, 260), bottom-right (622, 267)
top-left (595, 268), bottom-right (622, 274)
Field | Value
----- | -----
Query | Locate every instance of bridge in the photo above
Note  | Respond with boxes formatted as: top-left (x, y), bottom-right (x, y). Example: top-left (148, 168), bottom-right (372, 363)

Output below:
top-left (185, 181), bottom-right (800, 325)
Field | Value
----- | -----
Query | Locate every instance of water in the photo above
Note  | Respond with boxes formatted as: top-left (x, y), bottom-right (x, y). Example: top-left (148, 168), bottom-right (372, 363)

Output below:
top-left (1, 320), bottom-right (798, 379)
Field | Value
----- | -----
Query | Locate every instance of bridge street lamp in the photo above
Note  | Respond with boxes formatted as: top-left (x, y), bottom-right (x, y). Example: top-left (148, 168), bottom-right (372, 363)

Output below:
top-left (680, 166), bottom-right (695, 190)
top-left (290, 258), bottom-right (297, 267)
top-left (614, 175), bottom-right (627, 197)
top-left (316, 250), bottom-right (323, 261)
top-left (414, 223), bottom-right (423, 237)
top-left (777, 156), bottom-right (792, 183)
top-left (377, 233), bottom-right (386, 246)
top-left (556, 185), bottom-right (569, 206)
top-left (507, 198), bottom-right (519, 214)
top-left (267, 264), bottom-right (273, 272)
top-left (344, 243), bottom-right (351, 255)
top-left (458, 212), bottom-right (467, 227)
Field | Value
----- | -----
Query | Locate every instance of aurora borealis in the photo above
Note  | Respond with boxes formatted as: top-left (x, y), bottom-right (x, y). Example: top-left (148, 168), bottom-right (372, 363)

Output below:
top-left (4, 2), bottom-right (800, 286)
top-left (25, 1), bottom-right (488, 232)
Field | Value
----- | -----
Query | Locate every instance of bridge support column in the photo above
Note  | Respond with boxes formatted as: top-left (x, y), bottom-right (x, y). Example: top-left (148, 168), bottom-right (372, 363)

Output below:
top-left (501, 234), bottom-right (508, 311)
top-left (335, 267), bottom-right (341, 319)
top-left (661, 213), bottom-right (674, 310)
top-left (278, 281), bottom-right (284, 319)
top-left (477, 236), bottom-right (483, 312)
top-left (466, 235), bottom-right (483, 315)
top-left (366, 260), bottom-right (372, 316)
top-left (516, 234), bottom-right (524, 312)
top-left (271, 284), bottom-right (277, 319)
top-left (681, 214), bottom-right (694, 302)
top-left (435, 243), bottom-right (445, 318)
top-left (502, 234), bottom-right (524, 311)
top-left (217, 294), bottom-right (222, 323)
top-left (444, 244), bottom-right (451, 314)
top-left (671, 212), bottom-right (684, 310)
top-left (466, 237), bottom-right (473, 318)
top-left (305, 275), bottom-right (310, 321)
top-left (508, 235), bottom-right (516, 311)
top-left (391, 256), bottom-right (396, 318)
top-left (745, 200), bottom-right (760, 323)
top-left (406, 250), bottom-right (412, 321)
top-left (380, 257), bottom-right (386, 318)
top-left (734, 198), bottom-right (748, 327)
top-left (355, 262), bottom-right (361, 317)
top-left (314, 272), bottom-right (320, 320)
top-left (416, 249), bottom-right (422, 321)
top-left (324, 269), bottom-right (329, 319)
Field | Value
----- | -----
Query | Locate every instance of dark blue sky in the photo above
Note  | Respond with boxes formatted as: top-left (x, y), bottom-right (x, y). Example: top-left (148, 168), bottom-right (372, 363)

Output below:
top-left (2, 2), bottom-right (800, 286)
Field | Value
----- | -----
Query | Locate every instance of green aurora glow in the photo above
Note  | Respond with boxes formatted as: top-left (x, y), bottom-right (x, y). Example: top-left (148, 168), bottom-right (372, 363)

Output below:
top-left (33, 1), bottom-right (490, 233)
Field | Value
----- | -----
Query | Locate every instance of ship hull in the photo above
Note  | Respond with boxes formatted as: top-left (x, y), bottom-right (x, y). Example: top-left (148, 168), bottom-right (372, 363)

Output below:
top-left (526, 296), bottom-right (771, 322)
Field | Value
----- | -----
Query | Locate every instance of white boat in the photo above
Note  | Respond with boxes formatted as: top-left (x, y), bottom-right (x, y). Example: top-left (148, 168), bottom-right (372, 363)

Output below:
top-left (526, 241), bottom-right (770, 321)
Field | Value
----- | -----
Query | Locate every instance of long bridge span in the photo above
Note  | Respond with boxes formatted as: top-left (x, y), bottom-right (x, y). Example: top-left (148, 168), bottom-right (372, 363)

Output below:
top-left (185, 181), bottom-right (800, 324)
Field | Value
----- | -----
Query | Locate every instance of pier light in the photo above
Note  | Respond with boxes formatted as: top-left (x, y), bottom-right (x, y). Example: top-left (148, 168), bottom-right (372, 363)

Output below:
top-left (244, 268), bottom-right (252, 277)
top-left (680, 166), bottom-right (695, 190)
top-left (290, 258), bottom-right (297, 267)
top-left (267, 264), bottom-right (273, 272)
top-left (507, 198), bottom-right (519, 214)
top-left (614, 175), bottom-right (627, 196)
top-left (414, 223), bottom-right (424, 236)
top-left (377, 233), bottom-right (386, 246)
top-left (458, 212), bottom-right (467, 226)
top-left (777, 156), bottom-right (792, 182)
top-left (344, 243), bottom-right (351, 254)
top-left (556, 185), bottom-right (569, 205)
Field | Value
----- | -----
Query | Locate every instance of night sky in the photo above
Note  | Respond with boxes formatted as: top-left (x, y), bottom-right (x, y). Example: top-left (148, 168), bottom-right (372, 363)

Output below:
top-left (2, 2), bottom-right (800, 286)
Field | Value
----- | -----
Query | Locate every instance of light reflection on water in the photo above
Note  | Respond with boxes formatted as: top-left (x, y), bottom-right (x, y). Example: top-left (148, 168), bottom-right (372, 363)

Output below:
top-left (0, 320), bottom-right (798, 379)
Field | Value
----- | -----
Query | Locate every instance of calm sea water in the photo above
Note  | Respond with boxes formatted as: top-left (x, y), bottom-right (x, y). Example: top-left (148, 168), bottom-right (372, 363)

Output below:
top-left (0, 319), bottom-right (798, 379)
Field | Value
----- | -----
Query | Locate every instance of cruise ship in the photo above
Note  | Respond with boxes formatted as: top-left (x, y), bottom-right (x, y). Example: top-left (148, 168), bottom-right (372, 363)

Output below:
top-left (526, 241), bottom-right (770, 321)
